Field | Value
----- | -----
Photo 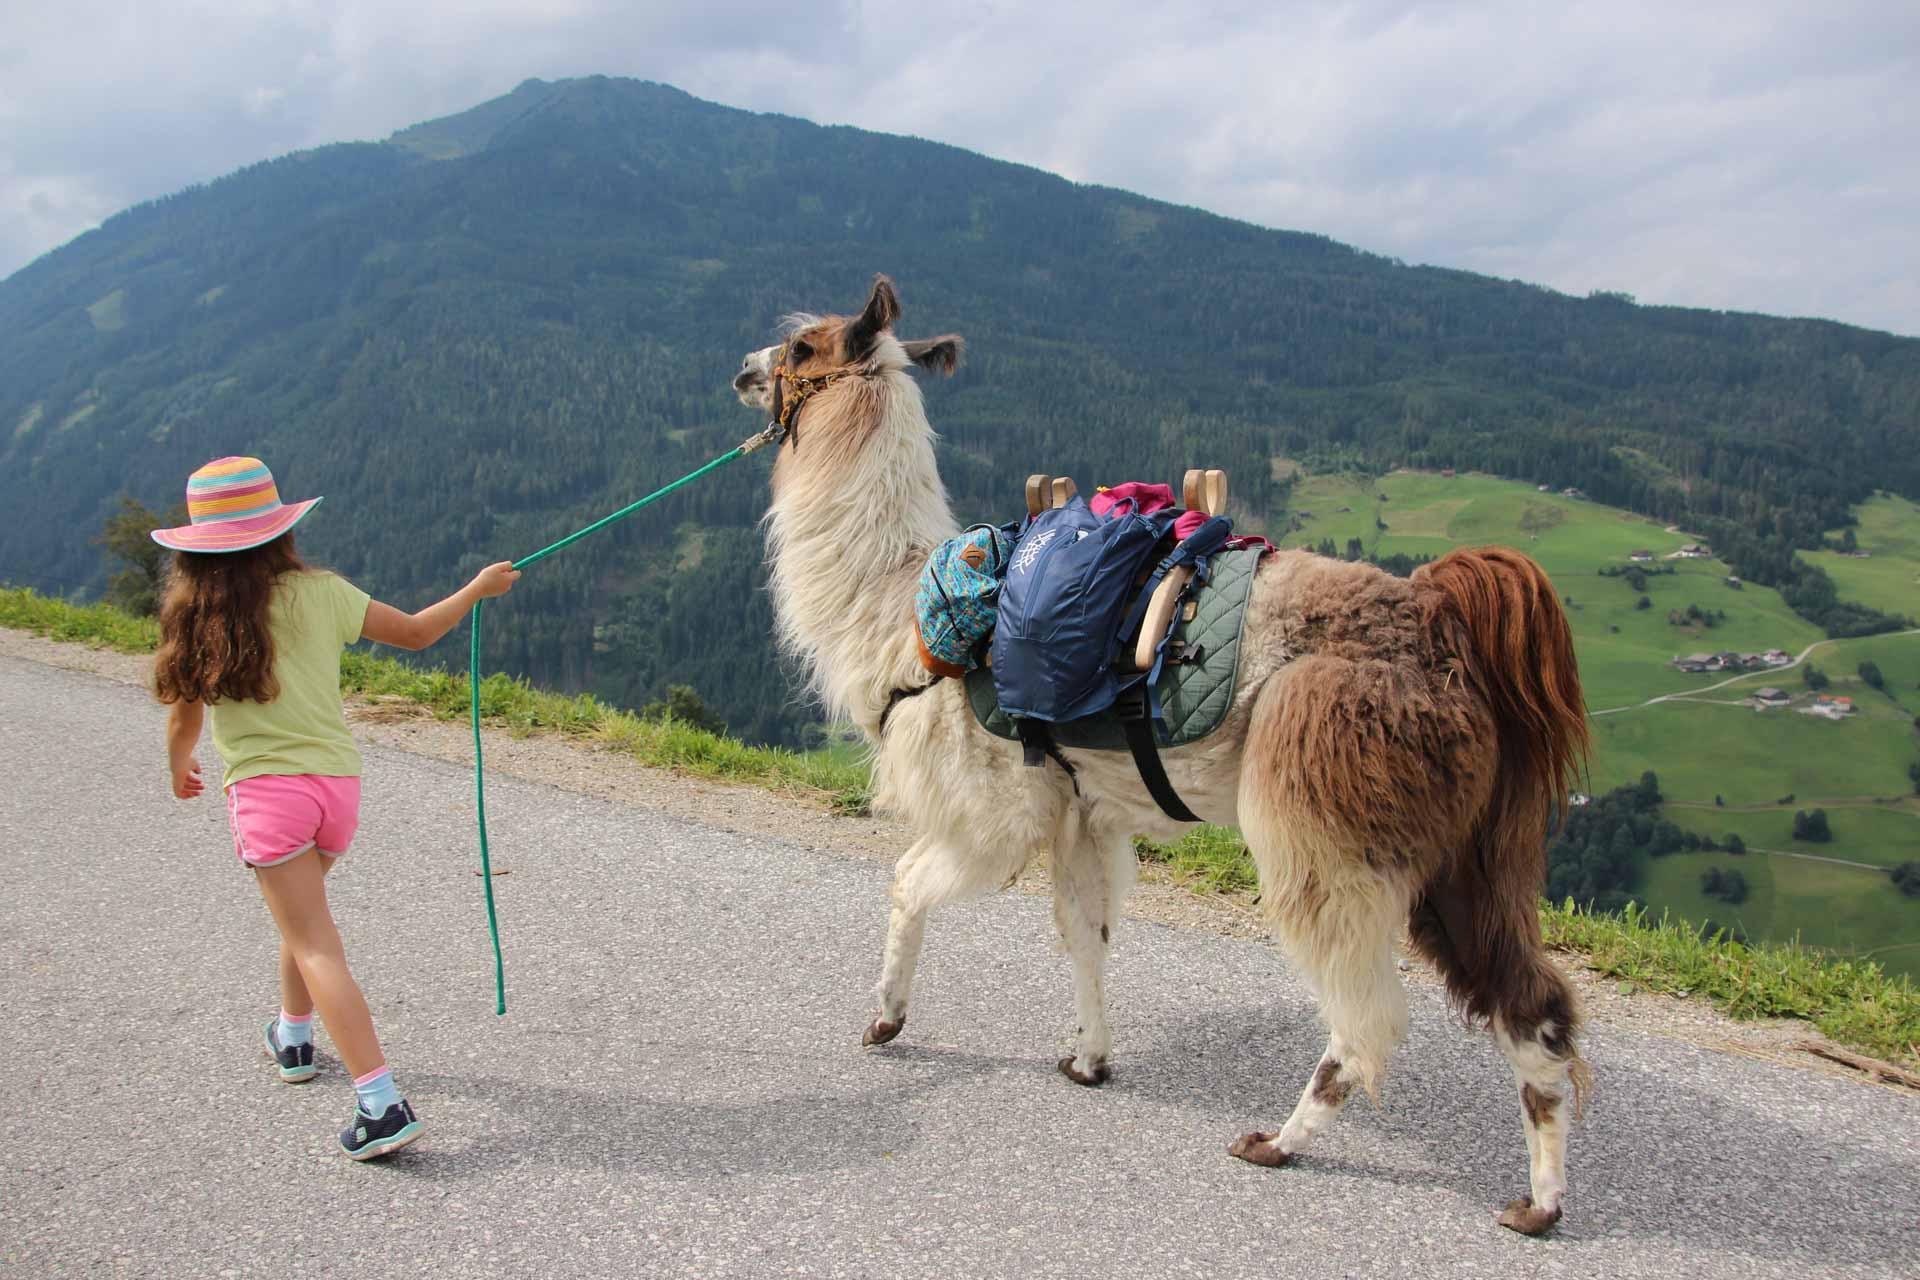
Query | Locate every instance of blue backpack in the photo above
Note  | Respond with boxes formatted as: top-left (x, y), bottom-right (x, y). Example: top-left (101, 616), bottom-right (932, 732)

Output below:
top-left (991, 497), bottom-right (1235, 819)
top-left (991, 496), bottom-right (1180, 723)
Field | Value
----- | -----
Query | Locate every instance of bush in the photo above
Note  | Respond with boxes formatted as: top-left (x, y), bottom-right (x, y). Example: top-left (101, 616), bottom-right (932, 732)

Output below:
top-left (1726, 833), bottom-right (1746, 855)
top-left (640, 684), bottom-right (726, 735)
top-left (1892, 862), bottom-right (1920, 899)
top-left (1792, 809), bottom-right (1832, 843)
top-left (1803, 664), bottom-right (1831, 691)
top-left (1858, 660), bottom-right (1884, 690)
top-left (1700, 867), bottom-right (1750, 905)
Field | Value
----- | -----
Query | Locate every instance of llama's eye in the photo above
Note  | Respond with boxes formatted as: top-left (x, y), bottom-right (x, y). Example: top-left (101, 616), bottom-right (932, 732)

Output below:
top-left (790, 340), bottom-right (812, 361)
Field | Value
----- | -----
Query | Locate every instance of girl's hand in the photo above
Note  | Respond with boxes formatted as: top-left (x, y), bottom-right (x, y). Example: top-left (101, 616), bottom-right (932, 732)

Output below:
top-left (470, 562), bottom-right (521, 600)
top-left (171, 757), bottom-right (204, 800)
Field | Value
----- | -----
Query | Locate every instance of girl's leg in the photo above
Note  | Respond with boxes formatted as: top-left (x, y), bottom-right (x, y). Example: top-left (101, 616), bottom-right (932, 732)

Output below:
top-left (274, 854), bottom-right (339, 1019)
top-left (253, 851), bottom-right (384, 1079)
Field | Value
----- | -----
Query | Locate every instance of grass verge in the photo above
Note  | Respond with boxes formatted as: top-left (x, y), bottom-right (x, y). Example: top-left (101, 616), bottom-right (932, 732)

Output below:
top-left (1543, 900), bottom-right (1919, 1067)
top-left (4, 585), bottom-right (1913, 1070)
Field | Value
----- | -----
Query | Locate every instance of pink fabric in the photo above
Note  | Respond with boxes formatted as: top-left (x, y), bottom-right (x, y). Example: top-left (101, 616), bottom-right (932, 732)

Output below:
top-left (225, 774), bottom-right (361, 867)
top-left (1089, 483), bottom-right (1276, 556)
top-left (1172, 509), bottom-right (1208, 541)
top-left (1088, 482), bottom-right (1178, 519)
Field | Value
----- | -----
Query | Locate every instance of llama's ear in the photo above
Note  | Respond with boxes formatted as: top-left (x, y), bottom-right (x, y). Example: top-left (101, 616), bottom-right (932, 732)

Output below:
top-left (844, 274), bottom-right (900, 361)
top-left (902, 334), bottom-right (964, 376)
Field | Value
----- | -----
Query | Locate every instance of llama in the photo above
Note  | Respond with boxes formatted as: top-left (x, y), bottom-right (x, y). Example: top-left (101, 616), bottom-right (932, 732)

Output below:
top-left (732, 277), bottom-right (1592, 1235)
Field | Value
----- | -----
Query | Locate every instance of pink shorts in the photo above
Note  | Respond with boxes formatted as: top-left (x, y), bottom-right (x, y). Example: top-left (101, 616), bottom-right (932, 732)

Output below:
top-left (225, 774), bottom-right (362, 868)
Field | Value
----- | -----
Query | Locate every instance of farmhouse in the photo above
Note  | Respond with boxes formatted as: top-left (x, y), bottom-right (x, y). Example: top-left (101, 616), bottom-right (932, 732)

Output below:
top-left (1764, 648), bottom-right (1792, 666)
top-left (1752, 687), bottom-right (1791, 708)
top-left (1629, 550), bottom-right (1654, 563)
top-left (1676, 542), bottom-right (1711, 558)
top-left (1802, 695), bottom-right (1856, 721)
top-left (1537, 484), bottom-right (1553, 492)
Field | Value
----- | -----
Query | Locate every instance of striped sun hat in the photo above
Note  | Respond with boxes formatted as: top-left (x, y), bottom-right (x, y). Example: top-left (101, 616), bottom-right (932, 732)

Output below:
top-left (149, 456), bottom-right (323, 554)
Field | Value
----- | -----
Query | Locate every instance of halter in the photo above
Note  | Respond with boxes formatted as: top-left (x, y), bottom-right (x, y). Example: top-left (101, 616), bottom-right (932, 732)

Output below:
top-left (765, 337), bottom-right (854, 451)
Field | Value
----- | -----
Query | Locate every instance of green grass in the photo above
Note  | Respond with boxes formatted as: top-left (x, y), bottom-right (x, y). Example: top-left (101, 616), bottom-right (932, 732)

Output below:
top-left (1136, 825), bottom-right (1259, 893)
top-left (7, 582), bottom-right (1918, 1068)
top-left (1664, 803), bottom-right (1920, 871)
top-left (1542, 899), bottom-right (1919, 1066)
top-left (1589, 698), bottom-right (1918, 802)
top-left (1800, 492), bottom-right (1920, 618)
top-left (0, 587), bottom-right (160, 652)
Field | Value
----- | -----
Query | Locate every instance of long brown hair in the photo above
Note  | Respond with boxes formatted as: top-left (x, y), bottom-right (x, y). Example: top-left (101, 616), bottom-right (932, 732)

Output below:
top-left (154, 533), bottom-right (307, 705)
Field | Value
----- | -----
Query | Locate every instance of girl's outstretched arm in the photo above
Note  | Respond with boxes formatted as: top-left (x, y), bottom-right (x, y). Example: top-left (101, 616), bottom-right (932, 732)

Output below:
top-left (167, 700), bottom-right (205, 799)
top-left (359, 562), bottom-right (520, 652)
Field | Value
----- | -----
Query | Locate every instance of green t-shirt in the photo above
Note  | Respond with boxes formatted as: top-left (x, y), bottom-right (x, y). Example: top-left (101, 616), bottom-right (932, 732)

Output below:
top-left (210, 570), bottom-right (372, 788)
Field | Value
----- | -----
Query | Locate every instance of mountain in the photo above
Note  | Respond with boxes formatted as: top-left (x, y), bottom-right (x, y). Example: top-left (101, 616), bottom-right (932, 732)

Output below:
top-left (3, 75), bottom-right (1917, 744)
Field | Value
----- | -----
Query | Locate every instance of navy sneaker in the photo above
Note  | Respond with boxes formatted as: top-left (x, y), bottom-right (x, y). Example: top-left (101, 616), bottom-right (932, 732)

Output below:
top-left (262, 1019), bottom-right (317, 1083)
top-left (339, 1099), bottom-right (423, 1161)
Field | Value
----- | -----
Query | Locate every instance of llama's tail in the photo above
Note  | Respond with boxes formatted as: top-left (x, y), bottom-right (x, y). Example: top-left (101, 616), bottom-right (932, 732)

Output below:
top-left (1409, 548), bottom-right (1589, 1037)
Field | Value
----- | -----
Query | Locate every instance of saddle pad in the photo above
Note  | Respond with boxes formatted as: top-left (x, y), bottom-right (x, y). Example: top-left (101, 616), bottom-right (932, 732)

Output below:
top-left (965, 546), bottom-right (1262, 750)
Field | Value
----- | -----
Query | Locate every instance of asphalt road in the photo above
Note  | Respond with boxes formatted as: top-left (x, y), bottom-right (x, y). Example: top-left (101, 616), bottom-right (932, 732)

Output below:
top-left (3, 653), bottom-right (1916, 1279)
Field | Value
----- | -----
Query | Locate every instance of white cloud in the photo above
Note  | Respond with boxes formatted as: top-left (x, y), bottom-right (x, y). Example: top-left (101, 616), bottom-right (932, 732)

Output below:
top-left (2, 0), bottom-right (1915, 334)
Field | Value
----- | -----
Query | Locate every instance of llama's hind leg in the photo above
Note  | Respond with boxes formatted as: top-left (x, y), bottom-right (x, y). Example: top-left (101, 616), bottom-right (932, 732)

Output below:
top-left (1492, 996), bottom-right (1588, 1235)
top-left (1410, 874), bottom-right (1587, 1235)
top-left (1227, 862), bottom-right (1409, 1166)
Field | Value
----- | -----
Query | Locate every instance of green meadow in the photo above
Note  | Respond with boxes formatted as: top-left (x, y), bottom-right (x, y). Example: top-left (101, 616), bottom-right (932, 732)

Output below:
top-left (1276, 468), bottom-right (1920, 975)
top-left (1801, 491), bottom-right (1920, 618)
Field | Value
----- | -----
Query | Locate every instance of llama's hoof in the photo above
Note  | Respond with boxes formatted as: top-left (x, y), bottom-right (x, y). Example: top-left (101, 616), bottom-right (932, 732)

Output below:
top-left (862, 1016), bottom-right (905, 1047)
top-left (1227, 1132), bottom-right (1293, 1168)
top-left (1057, 1056), bottom-right (1110, 1087)
top-left (1496, 1195), bottom-right (1563, 1236)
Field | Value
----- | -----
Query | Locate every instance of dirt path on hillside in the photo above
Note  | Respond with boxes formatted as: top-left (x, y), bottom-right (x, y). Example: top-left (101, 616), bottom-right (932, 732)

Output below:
top-left (4, 624), bottom-right (1905, 1091)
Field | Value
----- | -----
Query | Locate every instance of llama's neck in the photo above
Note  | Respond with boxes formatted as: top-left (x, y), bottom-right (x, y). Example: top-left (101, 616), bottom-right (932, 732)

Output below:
top-left (763, 370), bottom-right (960, 733)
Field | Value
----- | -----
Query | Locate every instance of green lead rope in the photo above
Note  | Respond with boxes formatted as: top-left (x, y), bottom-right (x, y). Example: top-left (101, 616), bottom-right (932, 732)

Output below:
top-left (468, 425), bottom-right (783, 1013)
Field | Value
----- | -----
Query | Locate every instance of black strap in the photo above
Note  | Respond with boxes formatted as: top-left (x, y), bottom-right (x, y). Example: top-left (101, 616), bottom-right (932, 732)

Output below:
top-left (879, 681), bottom-right (938, 736)
top-left (1115, 688), bottom-right (1202, 823)
top-left (1014, 719), bottom-right (1080, 795)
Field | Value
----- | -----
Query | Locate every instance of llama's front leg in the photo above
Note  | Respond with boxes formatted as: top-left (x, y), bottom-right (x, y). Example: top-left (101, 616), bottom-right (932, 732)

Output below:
top-left (864, 899), bottom-right (925, 1046)
top-left (1051, 832), bottom-right (1114, 1086)
top-left (863, 837), bottom-right (935, 1047)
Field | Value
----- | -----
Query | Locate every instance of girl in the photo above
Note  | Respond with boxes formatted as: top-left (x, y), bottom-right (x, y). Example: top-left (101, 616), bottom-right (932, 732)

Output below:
top-left (153, 456), bottom-right (518, 1160)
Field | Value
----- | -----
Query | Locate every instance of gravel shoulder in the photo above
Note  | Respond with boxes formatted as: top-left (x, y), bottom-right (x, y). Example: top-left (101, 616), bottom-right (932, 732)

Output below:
top-left (0, 625), bottom-right (1893, 1089)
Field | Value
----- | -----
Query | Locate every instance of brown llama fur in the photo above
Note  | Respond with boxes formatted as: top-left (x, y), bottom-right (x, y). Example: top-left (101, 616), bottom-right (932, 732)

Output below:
top-left (734, 277), bottom-right (1594, 1235)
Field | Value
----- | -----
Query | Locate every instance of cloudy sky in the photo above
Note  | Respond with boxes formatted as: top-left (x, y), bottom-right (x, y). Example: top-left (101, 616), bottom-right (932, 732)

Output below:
top-left (5, 0), bottom-right (1917, 334)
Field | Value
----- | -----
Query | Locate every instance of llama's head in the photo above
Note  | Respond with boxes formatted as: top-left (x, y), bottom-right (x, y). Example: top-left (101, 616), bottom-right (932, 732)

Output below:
top-left (732, 275), bottom-right (963, 417)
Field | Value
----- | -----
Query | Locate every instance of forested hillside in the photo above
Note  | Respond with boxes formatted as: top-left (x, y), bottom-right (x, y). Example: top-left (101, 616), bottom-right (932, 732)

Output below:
top-left (4, 75), bottom-right (1916, 743)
